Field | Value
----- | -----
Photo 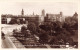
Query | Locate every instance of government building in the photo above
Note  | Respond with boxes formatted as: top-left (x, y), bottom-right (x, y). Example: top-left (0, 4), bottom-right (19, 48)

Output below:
top-left (1, 9), bottom-right (45, 26)
top-left (1, 9), bottom-right (67, 26)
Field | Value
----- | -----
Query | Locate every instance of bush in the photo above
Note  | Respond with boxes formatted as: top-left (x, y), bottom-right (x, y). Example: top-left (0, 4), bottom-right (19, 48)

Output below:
top-left (9, 18), bottom-right (17, 24)
top-left (27, 22), bottom-right (36, 34)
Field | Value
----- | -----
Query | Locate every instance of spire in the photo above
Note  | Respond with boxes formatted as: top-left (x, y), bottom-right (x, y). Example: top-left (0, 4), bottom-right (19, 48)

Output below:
top-left (73, 12), bottom-right (78, 17)
top-left (21, 9), bottom-right (24, 16)
top-left (60, 11), bottom-right (63, 17)
top-left (33, 12), bottom-right (34, 15)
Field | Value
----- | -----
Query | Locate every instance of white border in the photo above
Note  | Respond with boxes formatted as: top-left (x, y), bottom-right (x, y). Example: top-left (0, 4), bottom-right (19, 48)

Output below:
top-left (0, 0), bottom-right (79, 50)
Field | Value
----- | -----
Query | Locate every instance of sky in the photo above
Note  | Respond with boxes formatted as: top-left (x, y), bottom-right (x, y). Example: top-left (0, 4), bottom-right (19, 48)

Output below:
top-left (0, 2), bottom-right (78, 16)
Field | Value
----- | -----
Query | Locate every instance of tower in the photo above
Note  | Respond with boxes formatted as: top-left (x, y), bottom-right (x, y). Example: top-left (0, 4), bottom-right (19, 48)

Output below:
top-left (73, 12), bottom-right (78, 17)
top-left (60, 11), bottom-right (63, 17)
top-left (59, 12), bottom-right (64, 22)
top-left (21, 9), bottom-right (24, 16)
top-left (42, 9), bottom-right (45, 16)
top-left (33, 12), bottom-right (34, 15)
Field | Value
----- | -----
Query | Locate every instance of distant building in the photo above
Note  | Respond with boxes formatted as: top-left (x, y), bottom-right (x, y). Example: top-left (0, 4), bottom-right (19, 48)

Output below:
top-left (1, 9), bottom-right (44, 26)
top-left (44, 12), bottom-right (65, 22)
top-left (2, 9), bottom-right (72, 25)
top-left (25, 15), bottom-right (41, 26)
top-left (1, 14), bottom-right (7, 24)
top-left (1, 8), bottom-right (46, 26)
top-left (42, 9), bottom-right (45, 16)
top-left (1, 14), bottom-right (42, 26)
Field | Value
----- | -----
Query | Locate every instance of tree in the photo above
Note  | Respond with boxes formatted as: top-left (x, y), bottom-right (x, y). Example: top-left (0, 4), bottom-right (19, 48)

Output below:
top-left (21, 25), bottom-right (27, 32)
top-left (48, 36), bottom-right (58, 45)
top-left (39, 33), bottom-right (49, 44)
top-left (9, 18), bottom-right (17, 24)
top-left (27, 22), bottom-right (37, 34)
top-left (38, 21), bottom-right (74, 45)
top-left (56, 28), bottom-right (73, 45)
top-left (39, 25), bottom-right (51, 31)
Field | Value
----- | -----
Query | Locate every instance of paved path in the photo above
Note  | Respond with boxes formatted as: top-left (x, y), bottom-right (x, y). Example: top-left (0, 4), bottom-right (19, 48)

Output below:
top-left (1, 36), bottom-right (16, 48)
top-left (2, 39), bottom-right (9, 48)
top-left (9, 36), bottom-right (25, 48)
top-left (1, 34), bottom-right (25, 48)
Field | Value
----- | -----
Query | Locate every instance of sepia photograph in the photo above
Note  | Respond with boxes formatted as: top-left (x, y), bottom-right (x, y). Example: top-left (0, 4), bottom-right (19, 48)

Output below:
top-left (0, 0), bottom-right (79, 49)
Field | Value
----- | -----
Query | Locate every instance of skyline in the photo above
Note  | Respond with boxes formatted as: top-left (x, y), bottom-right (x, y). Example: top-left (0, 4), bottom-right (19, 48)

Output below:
top-left (0, 2), bottom-right (78, 16)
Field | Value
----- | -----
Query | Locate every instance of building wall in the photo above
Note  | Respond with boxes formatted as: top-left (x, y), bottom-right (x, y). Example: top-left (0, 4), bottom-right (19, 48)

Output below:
top-left (1, 15), bottom-right (7, 24)
top-left (44, 12), bottom-right (65, 23)
top-left (25, 16), bottom-right (40, 26)
top-left (44, 14), bottom-right (62, 22)
top-left (1, 14), bottom-right (41, 26)
top-left (7, 18), bottom-right (11, 24)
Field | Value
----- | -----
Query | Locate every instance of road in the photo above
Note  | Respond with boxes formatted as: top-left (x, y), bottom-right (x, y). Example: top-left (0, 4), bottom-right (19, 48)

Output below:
top-left (2, 39), bottom-right (9, 48)
top-left (1, 24), bottom-right (24, 48)
top-left (1, 35), bottom-right (16, 48)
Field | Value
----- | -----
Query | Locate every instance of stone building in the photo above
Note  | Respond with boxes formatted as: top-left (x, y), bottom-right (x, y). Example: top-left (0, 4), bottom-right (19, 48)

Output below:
top-left (42, 9), bottom-right (45, 16)
top-left (1, 9), bottom-right (43, 26)
top-left (44, 12), bottom-right (65, 23)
